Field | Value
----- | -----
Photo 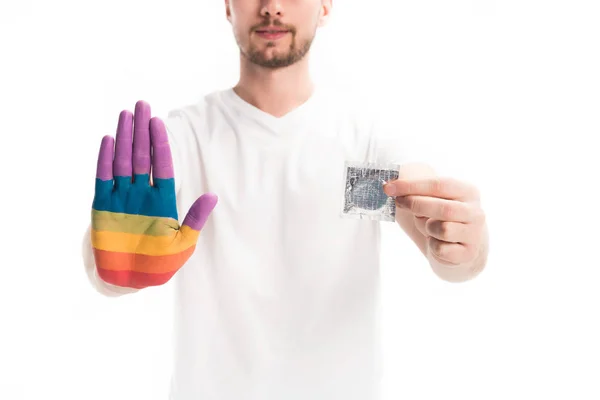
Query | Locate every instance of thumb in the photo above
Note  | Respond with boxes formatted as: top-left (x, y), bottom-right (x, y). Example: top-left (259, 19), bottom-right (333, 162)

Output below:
top-left (181, 193), bottom-right (218, 231)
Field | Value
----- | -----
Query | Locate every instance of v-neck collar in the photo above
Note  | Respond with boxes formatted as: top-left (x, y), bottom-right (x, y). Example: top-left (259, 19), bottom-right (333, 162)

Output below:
top-left (221, 86), bottom-right (322, 133)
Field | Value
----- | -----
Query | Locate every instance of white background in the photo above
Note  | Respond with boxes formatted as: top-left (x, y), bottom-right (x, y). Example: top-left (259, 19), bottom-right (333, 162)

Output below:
top-left (1, 0), bottom-right (599, 399)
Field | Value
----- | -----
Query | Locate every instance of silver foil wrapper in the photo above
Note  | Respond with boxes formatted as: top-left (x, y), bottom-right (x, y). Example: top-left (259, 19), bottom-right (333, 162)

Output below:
top-left (340, 161), bottom-right (400, 222)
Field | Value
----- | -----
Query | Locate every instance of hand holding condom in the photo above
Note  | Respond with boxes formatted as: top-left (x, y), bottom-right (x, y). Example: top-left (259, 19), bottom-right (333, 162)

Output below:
top-left (384, 177), bottom-right (486, 266)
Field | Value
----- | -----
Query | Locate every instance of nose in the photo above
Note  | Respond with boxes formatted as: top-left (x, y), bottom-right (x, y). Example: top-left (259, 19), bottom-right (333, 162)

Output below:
top-left (260, 0), bottom-right (284, 18)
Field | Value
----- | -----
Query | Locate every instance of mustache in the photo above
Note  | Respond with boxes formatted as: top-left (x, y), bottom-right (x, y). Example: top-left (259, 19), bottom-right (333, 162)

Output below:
top-left (251, 19), bottom-right (296, 33)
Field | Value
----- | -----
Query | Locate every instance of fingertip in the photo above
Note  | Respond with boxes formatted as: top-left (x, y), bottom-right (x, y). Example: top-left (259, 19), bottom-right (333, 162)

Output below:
top-left (183, 193), bottom-right (219, 231)
top-left (383, 183), bottom-right (396, 196)
top-left (201, 192), bottom-right (218, 205)
top-left (196, 193), bottom-right (219, 215)
top-left (135, 100), bottom-right (151, 114)
top-left (119, 109), bottom-right (133, 119)
top-left (150, 117), bottom-right (166, 136)
top-left (101, 135), bottom-right (114, 146)
top-left (118, 110), bottom-right (133, 127)
top-left (134, 101), bottom-right (152, 129)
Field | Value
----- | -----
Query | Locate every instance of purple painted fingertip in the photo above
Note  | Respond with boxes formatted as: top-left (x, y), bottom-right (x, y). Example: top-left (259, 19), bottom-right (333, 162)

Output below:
top-left (96, 135), bottom-right (114, 181)
top-left (182, 193), bottom-right (219, 231)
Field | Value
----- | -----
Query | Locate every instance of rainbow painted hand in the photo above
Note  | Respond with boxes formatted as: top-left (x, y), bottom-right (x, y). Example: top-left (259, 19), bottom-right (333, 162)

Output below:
top-left (91, 101), bottom-right (218, 289)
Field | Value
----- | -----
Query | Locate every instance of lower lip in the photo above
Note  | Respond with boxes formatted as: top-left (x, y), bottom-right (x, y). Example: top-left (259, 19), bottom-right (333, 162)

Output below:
top-left (255, 31), bottom-right (288, 40)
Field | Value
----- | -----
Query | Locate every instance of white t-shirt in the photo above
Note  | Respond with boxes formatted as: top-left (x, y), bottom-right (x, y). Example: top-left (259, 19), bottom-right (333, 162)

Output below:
top-left (82, 86), bottom-right (417, 400)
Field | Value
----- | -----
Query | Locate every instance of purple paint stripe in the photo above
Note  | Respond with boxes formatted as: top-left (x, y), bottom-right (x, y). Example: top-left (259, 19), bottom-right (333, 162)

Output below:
top-left (96, 136), bottom-right (114, 181)
top-left (133, 100), bottom-right (151, 176)
top-left (150, 117), bottom-right (174, 179)
top-left (114, 110), bottom-right (133, 177)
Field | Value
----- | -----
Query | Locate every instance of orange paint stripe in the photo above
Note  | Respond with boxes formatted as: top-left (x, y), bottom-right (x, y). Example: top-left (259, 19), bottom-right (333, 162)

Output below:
top-left (93, 246), bottom-right (196, 274)
top-left (91, 225), bottom-right (200, 256)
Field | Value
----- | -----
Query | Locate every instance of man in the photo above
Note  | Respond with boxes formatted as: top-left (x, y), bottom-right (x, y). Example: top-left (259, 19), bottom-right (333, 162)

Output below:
top-left (82, 0), bottom-right (489, 399)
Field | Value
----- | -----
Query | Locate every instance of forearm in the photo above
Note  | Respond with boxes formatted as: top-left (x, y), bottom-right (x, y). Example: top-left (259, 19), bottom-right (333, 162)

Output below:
top-left (428, 224), bottom-right (489, 283)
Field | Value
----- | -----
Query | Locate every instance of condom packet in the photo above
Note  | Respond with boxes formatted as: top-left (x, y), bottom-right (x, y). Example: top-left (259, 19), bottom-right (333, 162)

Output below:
top-left (340, 161), bottom-right (400, 222)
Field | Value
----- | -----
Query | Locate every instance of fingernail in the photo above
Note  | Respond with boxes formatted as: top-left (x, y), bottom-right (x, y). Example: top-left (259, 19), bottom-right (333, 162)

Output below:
top-left (384, 184), bottom-right (396, 196)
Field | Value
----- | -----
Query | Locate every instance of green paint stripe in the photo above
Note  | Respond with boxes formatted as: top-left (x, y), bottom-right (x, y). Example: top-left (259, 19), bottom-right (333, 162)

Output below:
top-left (91, 210), bottom-right (179, 236)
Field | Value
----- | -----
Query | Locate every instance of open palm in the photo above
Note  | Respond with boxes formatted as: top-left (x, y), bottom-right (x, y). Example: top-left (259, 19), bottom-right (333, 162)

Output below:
top-left (91, 100), bottom-right (217, 289)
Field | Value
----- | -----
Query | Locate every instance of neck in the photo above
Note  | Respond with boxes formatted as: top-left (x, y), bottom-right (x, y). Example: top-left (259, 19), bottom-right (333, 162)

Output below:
top-left (233, 54), bottom-right (314, 118)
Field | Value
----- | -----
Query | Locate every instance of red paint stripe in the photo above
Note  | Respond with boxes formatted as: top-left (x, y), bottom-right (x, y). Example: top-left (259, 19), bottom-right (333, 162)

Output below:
top-left (97, 268), bottom-right (178, 289)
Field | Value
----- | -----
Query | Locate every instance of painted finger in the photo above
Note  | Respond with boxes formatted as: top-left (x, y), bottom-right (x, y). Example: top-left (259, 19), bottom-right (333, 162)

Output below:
top-left (95, 135), bottom-right (115, 199)
top-left (133, 100), bottom-right (152, 184)
top-left (113, 110), bottom-right (133, 178)
top-left (182, 193), bottom-right (219, 232)
top-left (150, 117), bottom-right (174, 188)
top-left (96, 135), bottom-right (114, 181)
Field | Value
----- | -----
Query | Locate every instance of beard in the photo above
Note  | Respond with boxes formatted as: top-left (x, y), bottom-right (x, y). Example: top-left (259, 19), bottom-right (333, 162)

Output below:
top-left (243, 38), bottom-right (313, 69)
top-left (235, 20), bottom-right (317, 69)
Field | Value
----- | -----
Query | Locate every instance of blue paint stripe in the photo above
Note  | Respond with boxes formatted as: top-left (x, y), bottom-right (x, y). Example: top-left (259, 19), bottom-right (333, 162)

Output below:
top-left (92, 174), bottom-right (178, 220)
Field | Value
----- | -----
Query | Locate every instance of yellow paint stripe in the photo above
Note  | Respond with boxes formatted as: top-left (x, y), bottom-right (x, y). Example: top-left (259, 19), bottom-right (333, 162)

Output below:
top-left (91, 225), bottom-right (200, 256)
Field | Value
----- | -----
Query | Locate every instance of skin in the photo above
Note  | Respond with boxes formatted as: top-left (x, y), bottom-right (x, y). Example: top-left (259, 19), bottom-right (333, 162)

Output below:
top-left (94, 104), bottom-right (219, 288)
top-left (223, 0), bottom-right (489, 282)
top-left (99, 1), bottom-right (488, 287)
top-left (225, 0), bottom-right (332, 117)
top-left (385, 164), bottom-right (489, 283)
top-left (97, 102), bottom-right (218, 232)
